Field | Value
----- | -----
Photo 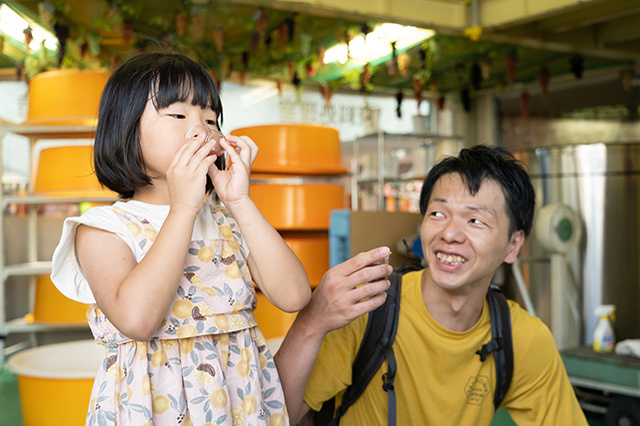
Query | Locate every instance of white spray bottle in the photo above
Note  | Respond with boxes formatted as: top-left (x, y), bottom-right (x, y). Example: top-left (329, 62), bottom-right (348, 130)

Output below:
top-left (593, 305), bottom-right (616, 353)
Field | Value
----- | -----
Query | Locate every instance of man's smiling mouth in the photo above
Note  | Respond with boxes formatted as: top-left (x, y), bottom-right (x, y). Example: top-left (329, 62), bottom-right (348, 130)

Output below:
top-left (436, 252), bottom-right (467, 266)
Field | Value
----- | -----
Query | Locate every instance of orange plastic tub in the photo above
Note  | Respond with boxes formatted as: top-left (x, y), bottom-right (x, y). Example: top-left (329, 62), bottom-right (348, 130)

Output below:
top-left (230, 124), bottom-right (346, 175)
top-left (25, 69), bottom-right (110, 127)
top-left (283, 233), bottom-right (329, 288)
top-left (32, 144), bottom-right (115, 197)
top-left (254, 291), bottom-right (297, 340)
top-left (250, 183), bottom-right (345, 230)
top-left (7, 340), bottom-right (105, 426)
top-left (33, 275), bottom-right (91, 324)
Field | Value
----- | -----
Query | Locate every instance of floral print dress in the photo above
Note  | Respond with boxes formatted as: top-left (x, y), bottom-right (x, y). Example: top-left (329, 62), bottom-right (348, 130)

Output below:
top-left (81, 204), bottom-right (288, 426)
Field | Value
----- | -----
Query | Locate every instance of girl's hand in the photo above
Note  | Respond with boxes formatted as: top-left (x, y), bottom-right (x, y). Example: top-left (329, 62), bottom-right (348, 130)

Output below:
top-left (208, 134), bottom-right (258, 206)
top-left (167, 138), bottom-right (217, 215)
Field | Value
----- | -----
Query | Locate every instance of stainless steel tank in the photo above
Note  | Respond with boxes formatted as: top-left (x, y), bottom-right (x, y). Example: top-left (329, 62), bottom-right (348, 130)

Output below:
top-left (514, 142), bottom-right (640, 346)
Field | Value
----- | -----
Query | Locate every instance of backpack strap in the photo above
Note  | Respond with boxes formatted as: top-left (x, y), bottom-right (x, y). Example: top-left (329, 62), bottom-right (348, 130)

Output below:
top-left (475, 284), bottom-right (514, 410)
top-left (316, 276), bottom-right (513, 424)
top-left (318, 270), bottom-right (403, 426)
top-left (382, 344), bottom-right (398, 425)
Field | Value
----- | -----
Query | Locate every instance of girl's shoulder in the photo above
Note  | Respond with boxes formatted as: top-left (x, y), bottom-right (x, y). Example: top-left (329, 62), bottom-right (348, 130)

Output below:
top-left (72, 202), bottom-right (128, 230)
top-left (51, 202), bottom-right (132, 304)
top-left (113, 199), bottom-right (170, 221)
top-left (69, 201), bottom-right (156, 230)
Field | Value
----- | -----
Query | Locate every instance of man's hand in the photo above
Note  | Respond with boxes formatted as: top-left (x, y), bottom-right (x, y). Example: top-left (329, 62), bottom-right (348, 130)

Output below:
top-left (275, 247), bottom-right (393, 424)
top-left (274, 246), bottom-right (394, 424)
top-left (296, 246), bottom-right (393, 340)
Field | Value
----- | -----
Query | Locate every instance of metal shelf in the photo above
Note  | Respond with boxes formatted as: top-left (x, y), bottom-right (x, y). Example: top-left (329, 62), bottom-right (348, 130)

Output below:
top-left (0, 122), bottom-right (98, 365)
top-left (357, 131), bottom-right (461, 140)
top-left (4, 124), bottom-right (96, 139)
top-left (2, 317), bottom-right (88, 333)
top-left (2, 194), bottom-right (117, 207)
top-left (351, 131), bottom-right (463, 211)
top-left (357, 175), bottom-right (428, 185)
top-left (2, 261), bottom-right (52, 280)
top-left (249, 175), bottom-right (346, 185)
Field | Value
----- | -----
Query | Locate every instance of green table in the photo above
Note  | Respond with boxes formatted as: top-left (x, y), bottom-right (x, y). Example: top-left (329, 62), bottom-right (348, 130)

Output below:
top-left (562, 346), bottom-right (640, 425)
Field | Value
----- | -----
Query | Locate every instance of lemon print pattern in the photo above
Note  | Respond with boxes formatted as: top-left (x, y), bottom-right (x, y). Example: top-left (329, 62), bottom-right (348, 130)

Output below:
top-left (243, 395), bottom-right (258, 415)
top-left (172, 300), bottom-right (193, 319)
top-left (150, 349), bottom-right (167, 367)
top-left (152, 395), bottom-right (171, 414)
top-left (179, 337), bottom-right (195, 354)
top-left (232, 406), bottom-right (245, 425)
top-left (211, 388), bottom-right (228, 409)
top-left (125, 221), bottom-right (141, 237)
top-left (82, 204), bottom-right (287, 425)
top-left (198, 246), bottom-right (215, 262)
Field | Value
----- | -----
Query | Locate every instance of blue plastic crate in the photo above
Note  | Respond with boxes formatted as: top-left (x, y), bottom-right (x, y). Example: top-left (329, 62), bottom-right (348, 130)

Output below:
top-left (329, 209), bottom-right (351, 267)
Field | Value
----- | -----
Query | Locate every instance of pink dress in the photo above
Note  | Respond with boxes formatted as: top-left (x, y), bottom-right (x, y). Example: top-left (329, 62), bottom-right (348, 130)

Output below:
top-left (54, 202), bottom-right (288, 426)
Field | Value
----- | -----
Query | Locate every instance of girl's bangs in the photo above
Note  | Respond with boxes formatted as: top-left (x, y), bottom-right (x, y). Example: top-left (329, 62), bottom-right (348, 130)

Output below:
top-left (150, 65), bottom-right (220, 115)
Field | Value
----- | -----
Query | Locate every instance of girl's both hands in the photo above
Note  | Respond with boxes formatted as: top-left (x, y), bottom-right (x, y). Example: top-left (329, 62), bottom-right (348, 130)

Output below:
top-left (166, 133), bottom-right (258, 215)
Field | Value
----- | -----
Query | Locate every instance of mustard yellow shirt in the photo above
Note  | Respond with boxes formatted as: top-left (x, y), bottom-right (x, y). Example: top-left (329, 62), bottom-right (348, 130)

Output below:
top-left (305, 269), bottom-right (588, 425)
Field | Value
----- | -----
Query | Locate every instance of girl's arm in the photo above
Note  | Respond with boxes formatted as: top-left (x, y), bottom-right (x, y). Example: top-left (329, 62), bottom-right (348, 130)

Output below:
top-left (230, 195), bottom-right (310, 312)
top-left (209, 135), bottom-right (311, 312)
top-left (76, 138), bottom-right (218, 341)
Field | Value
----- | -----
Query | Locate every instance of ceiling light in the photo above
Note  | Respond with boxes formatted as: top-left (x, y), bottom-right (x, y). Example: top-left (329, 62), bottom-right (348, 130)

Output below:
top-left (323, 23), bottom-right (435, 65)
top-left (0, 4), bottom-right (58, 52)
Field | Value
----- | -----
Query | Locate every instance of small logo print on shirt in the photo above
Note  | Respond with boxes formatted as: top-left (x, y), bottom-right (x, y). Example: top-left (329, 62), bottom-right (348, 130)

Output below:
top-left (465, 375), bottom-right (490, 405)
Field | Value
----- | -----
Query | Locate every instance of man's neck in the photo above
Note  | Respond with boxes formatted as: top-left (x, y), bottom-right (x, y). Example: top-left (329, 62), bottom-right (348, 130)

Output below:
top-left (421, 272), bottom-right (487, 332)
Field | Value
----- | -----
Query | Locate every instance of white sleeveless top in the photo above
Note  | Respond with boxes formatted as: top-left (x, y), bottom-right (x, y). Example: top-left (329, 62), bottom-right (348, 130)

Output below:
top-left (50, 199), bottom-right (249, 304)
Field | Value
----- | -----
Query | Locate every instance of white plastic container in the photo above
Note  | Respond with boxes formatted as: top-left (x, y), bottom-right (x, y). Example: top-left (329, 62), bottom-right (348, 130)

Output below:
top-left (7, 340), bottom-right (105, 426)
top-left (593, 305), bottom-right (616, 353)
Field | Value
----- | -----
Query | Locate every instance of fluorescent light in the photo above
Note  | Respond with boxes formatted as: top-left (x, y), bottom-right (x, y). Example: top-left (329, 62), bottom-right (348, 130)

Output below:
top-left (0, 4), bottom-right (58, 51)
top-left (324, 43), bottom-right (349, 64)
top-left (323, 23), bottom-right (435, 65)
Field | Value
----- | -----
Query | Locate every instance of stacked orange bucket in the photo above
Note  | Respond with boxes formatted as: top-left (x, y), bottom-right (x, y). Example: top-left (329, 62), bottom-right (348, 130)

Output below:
top-left (230, 124), bottom-right (346, 339)
top-left (25, 69), bottom-right (112, 324)
top-left (10, 70), bottom-right (111, 426)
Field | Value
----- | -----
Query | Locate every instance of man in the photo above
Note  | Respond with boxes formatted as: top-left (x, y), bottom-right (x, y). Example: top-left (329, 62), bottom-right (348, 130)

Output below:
top-left (275, 145), bottom-right (587, 425)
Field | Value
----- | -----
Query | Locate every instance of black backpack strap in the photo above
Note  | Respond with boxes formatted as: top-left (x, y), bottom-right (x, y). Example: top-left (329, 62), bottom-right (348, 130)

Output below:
top-left (382, 344), bottom-right (398, 425)
top-left (323, 270), bottom-right (402, 425)
top-left (475, 284), bottom-right (514, 410)
top-left (315, 398), bottom-right (336, 426)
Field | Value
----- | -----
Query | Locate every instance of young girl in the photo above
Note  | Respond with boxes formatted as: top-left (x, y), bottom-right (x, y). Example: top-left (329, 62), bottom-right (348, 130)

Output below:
top-left (51, 53), bottom-right (311, 425)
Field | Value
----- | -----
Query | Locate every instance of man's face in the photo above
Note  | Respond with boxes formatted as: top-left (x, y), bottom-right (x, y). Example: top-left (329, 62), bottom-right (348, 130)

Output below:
top-left (420, 173), bottom-right (524, 294)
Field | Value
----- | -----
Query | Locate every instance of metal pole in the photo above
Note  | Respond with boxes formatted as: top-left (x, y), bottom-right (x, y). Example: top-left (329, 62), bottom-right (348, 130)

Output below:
top-left (352, 140), bottom-right (359, 211)
top-left (377, 130), bottom-right (385, 211)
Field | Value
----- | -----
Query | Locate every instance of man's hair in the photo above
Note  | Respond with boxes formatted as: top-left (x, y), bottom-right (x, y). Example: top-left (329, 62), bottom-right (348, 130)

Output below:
top-left (419, 145), bottom-right (535, 237)
top-left (93, 52), bottom-right (223, 199)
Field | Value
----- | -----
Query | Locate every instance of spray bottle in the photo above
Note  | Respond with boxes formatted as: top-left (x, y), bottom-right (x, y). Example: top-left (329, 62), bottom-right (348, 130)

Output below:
top-left (593, 305), bottom-right (616, 353)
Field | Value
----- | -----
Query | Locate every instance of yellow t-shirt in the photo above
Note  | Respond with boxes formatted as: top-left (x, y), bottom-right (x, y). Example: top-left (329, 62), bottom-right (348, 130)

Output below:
top-left (304, 269), bottom-right (588, 425)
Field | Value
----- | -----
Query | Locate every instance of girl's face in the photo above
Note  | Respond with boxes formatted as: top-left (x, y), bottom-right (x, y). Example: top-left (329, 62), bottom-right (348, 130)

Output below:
top-left (138, 97), bottom-right (220, 180)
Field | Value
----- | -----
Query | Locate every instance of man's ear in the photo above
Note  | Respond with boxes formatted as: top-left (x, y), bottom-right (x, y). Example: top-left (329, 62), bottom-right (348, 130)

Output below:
top-left (504, 230), bottom-right (525, 264)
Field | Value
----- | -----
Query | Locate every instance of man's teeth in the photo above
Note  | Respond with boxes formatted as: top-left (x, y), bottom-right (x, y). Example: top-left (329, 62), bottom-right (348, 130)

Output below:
top-left (436, 252), bottom-right (466, 265)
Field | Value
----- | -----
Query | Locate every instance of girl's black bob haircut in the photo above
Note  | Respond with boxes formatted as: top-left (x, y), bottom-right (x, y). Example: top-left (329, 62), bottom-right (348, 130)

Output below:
top-left (93, 52), bottom-right (223, 199)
